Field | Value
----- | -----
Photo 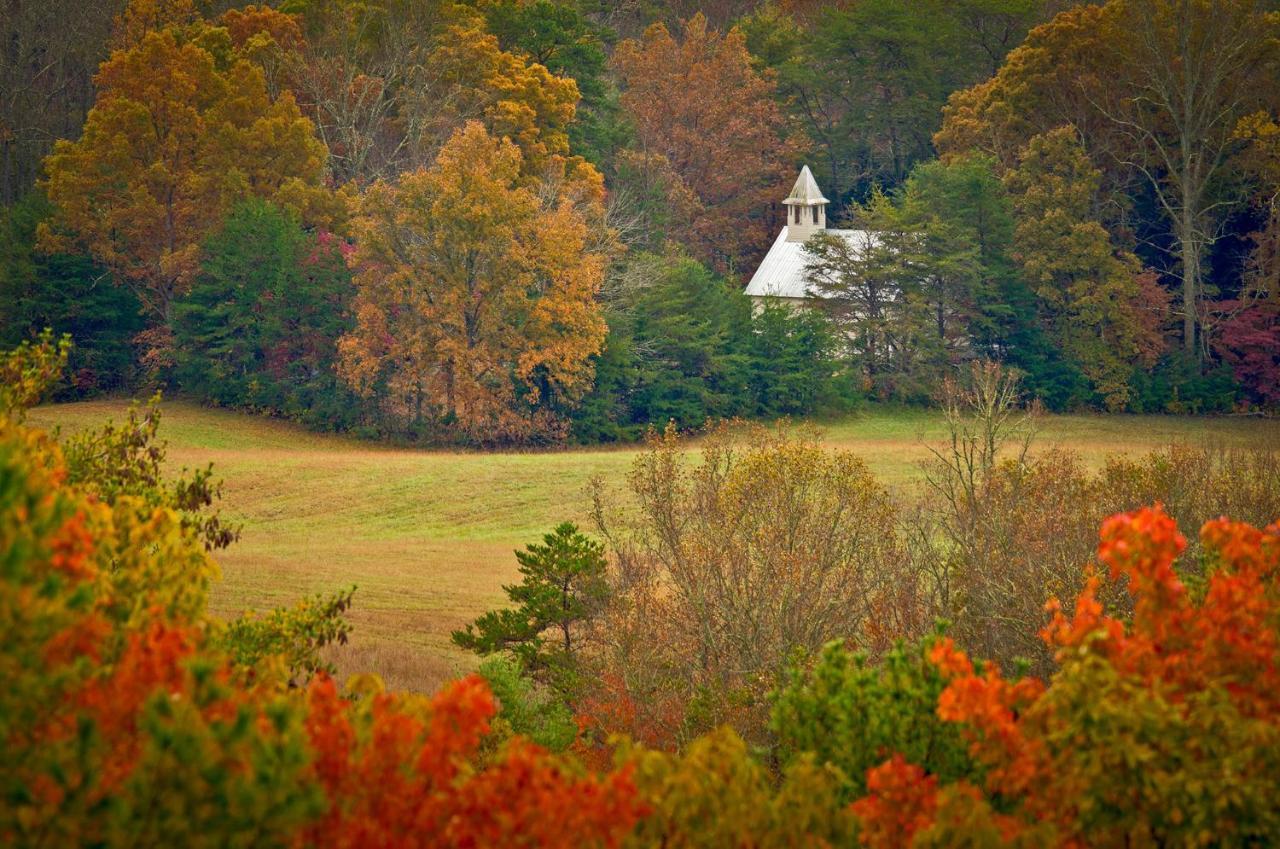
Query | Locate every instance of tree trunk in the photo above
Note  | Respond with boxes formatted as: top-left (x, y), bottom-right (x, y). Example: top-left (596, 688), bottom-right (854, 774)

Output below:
top-left (1180, 185), bottom-right (1198, 355)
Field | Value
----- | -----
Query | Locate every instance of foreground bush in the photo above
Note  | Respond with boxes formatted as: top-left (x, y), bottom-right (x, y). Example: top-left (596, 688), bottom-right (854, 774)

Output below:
top-left (857, 507), bottom-right (1280, 846)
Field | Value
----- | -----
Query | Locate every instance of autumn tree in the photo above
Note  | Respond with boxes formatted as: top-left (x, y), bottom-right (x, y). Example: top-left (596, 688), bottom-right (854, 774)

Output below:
top-left (0, 336), bottom-right (645, 847)
top-left (613, 14), bottom-right (793, 272)
top-left (1004, 127), bottom-right (1161, 410)
top-left (587, 422), bottom-right (913, 747)
top-left (1091, 0), bottom-right (1280, 357)
top-left (338, 122), bottom-right (608, 443)
top-left (111, 0), bottom-right (197, 48)
top-left (282, 0), bottom-right (580, 185)
top-left (937, 0), bottom-right (1280, 357)
top-left (1212, 111), bottom-right (1280, 406)
top-left (619, 727), bottom-right (857, 848)
top-left (479, 0), bottom-right (624, 167)
top-left (39, 21), bottom-right (333, 364)
top-left (853, 507), bottom-right (1280, 846)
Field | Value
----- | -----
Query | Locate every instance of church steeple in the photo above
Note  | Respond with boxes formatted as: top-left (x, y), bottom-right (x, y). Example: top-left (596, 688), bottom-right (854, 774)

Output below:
top-left (782, 165), bottom-right (829, 242)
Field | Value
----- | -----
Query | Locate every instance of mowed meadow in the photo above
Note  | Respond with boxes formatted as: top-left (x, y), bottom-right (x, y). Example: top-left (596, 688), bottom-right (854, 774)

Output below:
top-left (30, 398), bottom-right (1280, 692)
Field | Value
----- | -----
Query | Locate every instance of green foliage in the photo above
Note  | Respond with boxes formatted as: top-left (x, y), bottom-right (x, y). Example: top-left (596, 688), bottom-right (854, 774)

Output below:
top-left (772, 636), bottom-right (978, 801)
top-left (572, 254), bottom-right (850, 440)
top-left (619, 726), bottom-right (858, 848)
top-left (452, 522), bottom-right (608, 684)
top-left (477, 655), bottom-right (578, 752)
top-left (748, 303), bottom-right (852, 417)
top-left (744, 0), bottom-right (1046, 204)
top-left (572, 254), bottom-right (750, 436)
top-left (0, 329), bottom-right (71, 418)
top-left (1128, 351), bottom-right (1240, 414)
top-left (624, 254), bottom-right (754, 425)
top-left (61, 395), bottom-right (241, 552)
top-left (0, 194), bottom-right (144, 397)
top-left (172, 200), bottom-right (361, 431)
top-left (217, 587), bottom-right (357, 687)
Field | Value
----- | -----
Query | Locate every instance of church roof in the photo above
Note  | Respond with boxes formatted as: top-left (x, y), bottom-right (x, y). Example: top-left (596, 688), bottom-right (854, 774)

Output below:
top-left (743, 227), bottom-right (874, 300)
top-left (782, 165), bottom-right (829, 206)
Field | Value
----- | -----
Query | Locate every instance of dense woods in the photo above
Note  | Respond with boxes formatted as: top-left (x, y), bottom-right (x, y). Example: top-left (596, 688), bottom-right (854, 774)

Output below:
top-left (3, 0), bottom-right (1278, 442)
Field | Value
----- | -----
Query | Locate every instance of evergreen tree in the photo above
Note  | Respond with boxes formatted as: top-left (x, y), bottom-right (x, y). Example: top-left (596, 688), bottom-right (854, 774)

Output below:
top-left (172, 199), bottom-right (359, 430)
top-left (749, 303), bottom-right (849, 418)
top-left (0, 194), bottom-right (144, 396)
top-left (452, 522), bottom-right (608, 683)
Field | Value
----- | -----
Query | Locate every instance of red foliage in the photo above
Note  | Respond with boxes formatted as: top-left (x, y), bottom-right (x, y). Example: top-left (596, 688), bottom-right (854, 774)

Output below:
top-left (1046, 506), bottom-right (1280, 717)
top-left (1214, 296), bottom-right (1280, 406)
top-left (301, 674), bottom-right (645, 849)
top-left (850, 755), bottom-right (938, 849)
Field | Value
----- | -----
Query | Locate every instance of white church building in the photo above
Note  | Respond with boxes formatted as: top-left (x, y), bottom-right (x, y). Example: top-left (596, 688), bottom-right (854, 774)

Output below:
top-left (743, 165), bottom-right (874, 307)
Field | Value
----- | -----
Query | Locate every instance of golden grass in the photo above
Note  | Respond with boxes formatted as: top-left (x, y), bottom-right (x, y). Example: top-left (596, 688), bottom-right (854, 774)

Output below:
top-left (28, 398), bottom-right (1280, 692)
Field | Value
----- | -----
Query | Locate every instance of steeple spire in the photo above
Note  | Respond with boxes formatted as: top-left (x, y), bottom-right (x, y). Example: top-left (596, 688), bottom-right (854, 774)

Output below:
top-left (782, 165), bottom-right (829, 242)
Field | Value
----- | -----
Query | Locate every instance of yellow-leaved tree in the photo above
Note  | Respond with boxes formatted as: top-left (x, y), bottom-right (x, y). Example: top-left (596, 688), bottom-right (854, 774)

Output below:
top-left (39, 16), bottom-right (337, 365)
top-left (338, 121), bottom-right (608, 443)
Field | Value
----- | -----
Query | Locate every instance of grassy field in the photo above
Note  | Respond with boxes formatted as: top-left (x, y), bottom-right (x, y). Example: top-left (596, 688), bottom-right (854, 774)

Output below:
top-left (29, 399), bottom-right (1280, 691)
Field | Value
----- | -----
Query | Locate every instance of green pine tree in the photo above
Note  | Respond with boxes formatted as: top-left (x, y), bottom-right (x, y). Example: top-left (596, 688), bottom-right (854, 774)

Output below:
top-left (452, 522), bottom-right (608, 684)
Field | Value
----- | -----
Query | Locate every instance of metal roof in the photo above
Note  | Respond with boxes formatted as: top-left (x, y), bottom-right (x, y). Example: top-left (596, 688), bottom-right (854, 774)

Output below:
top-left (782, 165), bottom-right (829, 206)
top-left (743, 227), bottom-right (872, 300)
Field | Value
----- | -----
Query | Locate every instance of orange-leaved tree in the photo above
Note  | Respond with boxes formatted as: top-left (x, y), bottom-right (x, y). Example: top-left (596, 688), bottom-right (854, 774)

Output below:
top-left (338, 121), bottom-right (608, 443)
top-left (39, 16), bottom-right (335, 364)
top-left (851, 505), bottom-right (1280, 847)
top-left (281, 0), bottom-right (580, 185)
top-left (613, 13), bottom-right (794, 273)
top-left (0, 337), bottom-right (644, 847)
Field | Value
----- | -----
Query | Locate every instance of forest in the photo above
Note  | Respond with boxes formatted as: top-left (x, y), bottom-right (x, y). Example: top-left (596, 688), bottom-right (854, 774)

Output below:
top-left (3, 0), bottom-right (1280, 846)
top-left (3, 0), bottom-right (1278, 446)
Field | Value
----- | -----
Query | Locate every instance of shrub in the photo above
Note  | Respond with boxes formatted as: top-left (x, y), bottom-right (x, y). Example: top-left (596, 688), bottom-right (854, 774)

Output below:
top-left (854, 507), bottom-right (1280, 846)
top-left (0, 338), bottom-right (645, 848)
top-left (587, 420), bottom-right (913, 747)
top-left (478, 656), bottom-right (579, 753)
top-left (772, 635), bottom-right (978, 802)
top-left (618, 727), bottom-right (856, 848)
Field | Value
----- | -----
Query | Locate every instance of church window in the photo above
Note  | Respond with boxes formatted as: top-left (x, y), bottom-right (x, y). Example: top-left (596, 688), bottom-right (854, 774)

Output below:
top-left (812, 206), bottom-right (820, 224)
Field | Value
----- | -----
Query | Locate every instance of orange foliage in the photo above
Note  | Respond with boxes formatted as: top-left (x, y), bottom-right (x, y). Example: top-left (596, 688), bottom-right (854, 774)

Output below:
top-left (300, 674), bottom-right (644, 849)
top-left (39, 20), bottom-right (332, 363)
top-left (850, 755), bottom-right (938, 849)
top-left (339, 121), bottom-right (607, 442)
top-left (613, 14), bottom-right (794, 272)
top-left (854, 506), bottom-right (1280, 846)
top-left (3, 379), bottom-right (643, 846)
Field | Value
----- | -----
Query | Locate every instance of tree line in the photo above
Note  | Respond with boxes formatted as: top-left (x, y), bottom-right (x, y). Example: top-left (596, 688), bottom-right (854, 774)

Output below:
top-left (2, 0), bottom-right (1278, 443)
